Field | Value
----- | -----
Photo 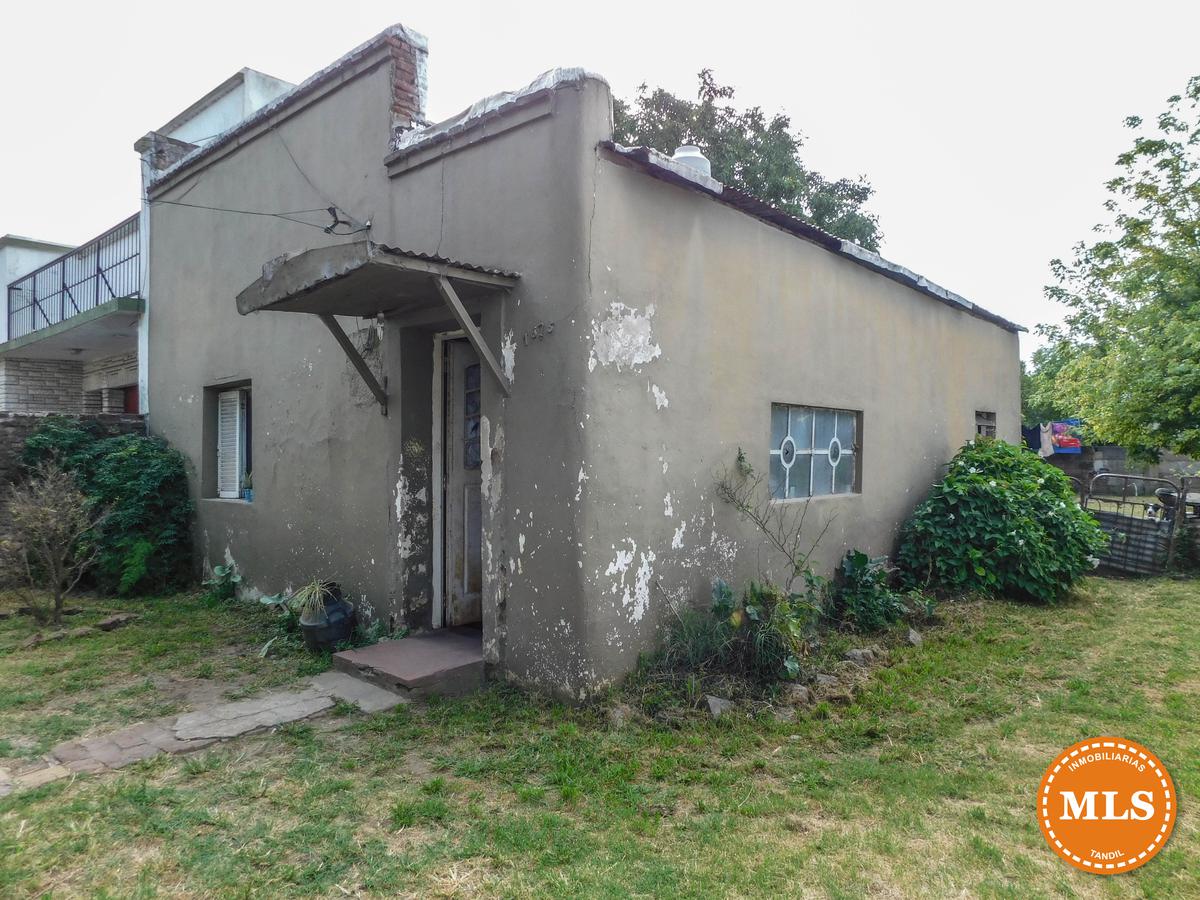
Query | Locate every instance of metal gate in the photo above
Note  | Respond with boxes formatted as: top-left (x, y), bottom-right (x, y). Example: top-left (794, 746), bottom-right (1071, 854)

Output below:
top-left (1082, 474), bottom-right (1194, 575)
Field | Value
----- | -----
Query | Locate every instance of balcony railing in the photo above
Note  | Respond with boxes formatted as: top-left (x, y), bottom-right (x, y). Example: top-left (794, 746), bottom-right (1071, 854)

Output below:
top-left (5, 214), bottom-right (141, 342)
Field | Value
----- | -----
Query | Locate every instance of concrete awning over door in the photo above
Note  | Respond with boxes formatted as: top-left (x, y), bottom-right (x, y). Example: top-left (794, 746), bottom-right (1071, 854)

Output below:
top-left (235, 242), bottom-right (518, 317)
top-left (235, 242), bottom-right (519, 413)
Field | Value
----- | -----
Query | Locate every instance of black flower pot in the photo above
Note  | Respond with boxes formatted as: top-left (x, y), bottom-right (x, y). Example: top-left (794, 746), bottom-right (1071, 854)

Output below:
top-left (298, 582), bottom-right (355, 651)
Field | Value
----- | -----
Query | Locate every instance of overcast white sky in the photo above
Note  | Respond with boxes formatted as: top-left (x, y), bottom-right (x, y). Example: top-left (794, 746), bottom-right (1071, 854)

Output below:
top-left (2, 1), bottom-right (1197, 358)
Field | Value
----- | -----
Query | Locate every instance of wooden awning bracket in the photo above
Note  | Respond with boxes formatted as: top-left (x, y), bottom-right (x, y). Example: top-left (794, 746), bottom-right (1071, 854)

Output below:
top-left (318, 314), bottom-right (389, 415)
top-left (433, 275), bottom-right (512, 397)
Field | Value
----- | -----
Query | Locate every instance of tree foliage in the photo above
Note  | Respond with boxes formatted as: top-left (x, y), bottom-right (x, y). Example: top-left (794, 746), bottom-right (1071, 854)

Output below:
top-left (23, 419), bottom-right (193, 594)
top-left (614, 70), bottom-right (882, 249)
top-left (1021, 352), bottom-right (1073, 427)
top-left (1035, 76), bottom-right (1200, 458)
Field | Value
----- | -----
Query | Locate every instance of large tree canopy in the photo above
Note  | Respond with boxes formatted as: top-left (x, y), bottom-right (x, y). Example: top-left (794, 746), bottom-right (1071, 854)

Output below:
top-left (614, 70), bottom-right (882, 250)
top-left (1033, 76), bottom-right (1200, 459)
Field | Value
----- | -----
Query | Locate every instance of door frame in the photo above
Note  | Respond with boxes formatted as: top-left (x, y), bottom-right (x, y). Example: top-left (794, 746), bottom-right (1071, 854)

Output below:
top-left (430, 329), bottom-right (466, 630)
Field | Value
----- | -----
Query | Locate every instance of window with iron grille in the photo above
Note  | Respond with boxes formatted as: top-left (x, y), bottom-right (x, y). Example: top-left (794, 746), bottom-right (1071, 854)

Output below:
top-left (975, 410), bottom-right (997, 438)
top-left (769, 404), bottom-right (860, 499)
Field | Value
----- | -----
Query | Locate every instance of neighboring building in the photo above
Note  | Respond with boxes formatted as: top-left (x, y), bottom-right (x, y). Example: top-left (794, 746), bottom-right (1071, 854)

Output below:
top-left (0, 69), bottom-right (293, 416)
top-left (0, 218), bottom-right (142, 415)
top-left (144, 24), bottom-right (1022, 699)
top-left (0, 235), bottom-right (76, 305)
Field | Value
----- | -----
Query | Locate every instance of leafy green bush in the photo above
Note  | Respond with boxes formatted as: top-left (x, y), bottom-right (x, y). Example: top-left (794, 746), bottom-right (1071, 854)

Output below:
top-left (23, 418), bottom-right (193, 595)
top-left (897, 439), bottom-right (1105, 603)
top-left (828, 550), bottom-right (908, 632)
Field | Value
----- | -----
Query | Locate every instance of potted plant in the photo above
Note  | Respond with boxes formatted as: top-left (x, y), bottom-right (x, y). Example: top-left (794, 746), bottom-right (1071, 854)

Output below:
top-left (242, 471), bottom-right (254, 502)
top-left (291, 578), bottom-right (355, 651)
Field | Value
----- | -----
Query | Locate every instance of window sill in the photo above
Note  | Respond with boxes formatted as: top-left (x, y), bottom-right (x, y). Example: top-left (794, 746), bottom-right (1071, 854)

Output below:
top-left (770, 493), bottom-right (862, 504)
top-left (202, 497), bottom-right (253, 505)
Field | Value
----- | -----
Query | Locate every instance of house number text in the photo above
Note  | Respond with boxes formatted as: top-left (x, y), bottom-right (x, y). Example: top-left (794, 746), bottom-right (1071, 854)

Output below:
top-left (523, 322), bottom-right (555, 344)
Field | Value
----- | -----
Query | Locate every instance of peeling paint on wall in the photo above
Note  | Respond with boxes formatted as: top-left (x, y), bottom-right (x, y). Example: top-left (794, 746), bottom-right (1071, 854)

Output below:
top-left (650, 383), bottom-right (669, 409)
top-left (629, 551), bottom-right (655, 623)
top-left (671, 521), bottom-right (686, 549)
top-left (501, 330), bottom-right (516, 383)
top-left (603, 539), bottom-right (656, 623)
top-left (587, 302), bottom-right (661, 372)
top-left (575, 465), bottom-right (589, 501)
top-left (394, 458), bottom-right (415, 560)
top-left (663, 493), bottom-right (673, 517)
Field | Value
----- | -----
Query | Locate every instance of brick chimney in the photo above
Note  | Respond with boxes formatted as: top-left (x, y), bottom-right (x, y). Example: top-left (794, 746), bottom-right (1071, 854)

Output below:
top-left (387, 29), bottom-right (428, 132)
top-left (134, 132), bottom-right (198, 172)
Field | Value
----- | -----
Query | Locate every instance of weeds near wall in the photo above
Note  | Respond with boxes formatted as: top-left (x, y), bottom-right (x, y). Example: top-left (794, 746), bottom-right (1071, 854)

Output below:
top-left (203, 564), bottom-right (242, 605)
top-left (826, 551), bottom-right (909, 633)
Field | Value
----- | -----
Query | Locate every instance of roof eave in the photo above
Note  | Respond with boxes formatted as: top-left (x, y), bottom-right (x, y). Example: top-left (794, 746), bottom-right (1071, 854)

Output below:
top-left (599, 141), bottom-right (1026, 334)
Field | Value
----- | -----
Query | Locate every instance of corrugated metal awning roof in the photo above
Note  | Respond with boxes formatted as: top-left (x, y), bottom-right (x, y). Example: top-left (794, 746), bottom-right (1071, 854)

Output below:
top-left (235, 241), bottom-right (518, 318)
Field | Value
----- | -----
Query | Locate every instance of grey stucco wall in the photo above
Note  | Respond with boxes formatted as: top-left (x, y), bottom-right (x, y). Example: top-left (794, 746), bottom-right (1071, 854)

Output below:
top-left (147, 50), bottom-right (607, 700)
top-left (147, 55), bottom-right (399, 611)
top-left (570, 110), bottom-right (1022, 689)
top-left (381, 79), bottom-right (609, 693)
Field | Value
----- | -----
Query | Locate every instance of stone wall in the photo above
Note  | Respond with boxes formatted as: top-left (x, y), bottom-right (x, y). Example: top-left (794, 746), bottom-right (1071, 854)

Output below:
top-left (0, 351), bottom-right (138, 415)
top-left (83, 351), bottom-right (138, 394)
top-left (0, 359), bottom-right (86, 414)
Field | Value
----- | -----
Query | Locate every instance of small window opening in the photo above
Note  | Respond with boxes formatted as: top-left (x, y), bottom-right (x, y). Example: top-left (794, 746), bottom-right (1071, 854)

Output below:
top-left (975, 410), bottom-right (997, 438)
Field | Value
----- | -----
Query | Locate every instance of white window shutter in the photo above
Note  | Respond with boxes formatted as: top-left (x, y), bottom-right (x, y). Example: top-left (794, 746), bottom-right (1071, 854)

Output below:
top-left (216, 390), bottom-right (244, 498)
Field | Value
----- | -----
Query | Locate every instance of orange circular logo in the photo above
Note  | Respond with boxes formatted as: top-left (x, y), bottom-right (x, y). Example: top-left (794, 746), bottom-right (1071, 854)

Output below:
top-left (1037, 736), bottom-right (1176, 874)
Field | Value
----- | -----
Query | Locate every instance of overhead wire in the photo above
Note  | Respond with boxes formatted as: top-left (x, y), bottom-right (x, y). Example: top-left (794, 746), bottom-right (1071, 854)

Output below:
top-left (146, 126), bottom-right (371, 236)
top-left (148, 199), bottom-right (344, 231)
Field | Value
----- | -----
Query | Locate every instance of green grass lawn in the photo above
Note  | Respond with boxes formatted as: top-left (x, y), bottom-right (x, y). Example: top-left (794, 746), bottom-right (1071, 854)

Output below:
top-left (1, 578), bottom-right (1197, 898)
top-left (0, 592), bottom-right (328, 762)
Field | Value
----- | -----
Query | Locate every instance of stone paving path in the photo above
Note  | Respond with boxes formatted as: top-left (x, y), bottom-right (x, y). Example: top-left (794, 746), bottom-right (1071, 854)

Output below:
top-left (0, 672), bottom-right (403, 796)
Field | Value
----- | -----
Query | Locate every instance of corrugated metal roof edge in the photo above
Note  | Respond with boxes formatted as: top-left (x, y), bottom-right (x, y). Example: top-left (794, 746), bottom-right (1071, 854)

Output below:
top-left (599, 141), bottom-right (1026, 334)
top-left (374, 243), bottom-right (520, 279)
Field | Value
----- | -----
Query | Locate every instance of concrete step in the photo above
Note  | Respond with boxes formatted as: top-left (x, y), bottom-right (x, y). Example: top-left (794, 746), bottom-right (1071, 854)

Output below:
top-left (332, 628), bottom-right (484, 699)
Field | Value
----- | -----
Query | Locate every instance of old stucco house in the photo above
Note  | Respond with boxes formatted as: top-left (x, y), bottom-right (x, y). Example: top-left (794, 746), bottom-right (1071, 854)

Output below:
top-left (144, 24), bottom-right (1021, 699)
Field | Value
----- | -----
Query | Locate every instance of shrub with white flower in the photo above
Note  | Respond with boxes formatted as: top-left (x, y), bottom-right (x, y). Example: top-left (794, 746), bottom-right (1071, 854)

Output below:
top-left (897, 439), bottom-right (1107, 603)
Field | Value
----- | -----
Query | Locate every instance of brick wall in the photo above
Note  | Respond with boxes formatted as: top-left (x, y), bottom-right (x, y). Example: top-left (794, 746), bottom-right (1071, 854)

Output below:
top-left (388, 31), bottom-right (428, 129)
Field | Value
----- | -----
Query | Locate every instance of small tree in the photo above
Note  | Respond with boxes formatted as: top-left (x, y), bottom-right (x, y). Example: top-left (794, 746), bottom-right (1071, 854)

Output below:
top-left (1, 463), bottom-right (105, 626)
top-left (714, 450), bottom-right (833, 595)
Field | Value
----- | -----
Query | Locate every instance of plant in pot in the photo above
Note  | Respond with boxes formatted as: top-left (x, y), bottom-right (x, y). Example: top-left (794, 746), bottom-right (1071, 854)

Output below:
top-left (242, 471), bottom-right (254, 502)
top-left (291, 578), bottom-right (355, 652)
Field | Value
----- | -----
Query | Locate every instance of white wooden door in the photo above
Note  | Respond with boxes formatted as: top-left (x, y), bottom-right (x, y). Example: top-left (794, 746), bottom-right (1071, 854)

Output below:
top-left (444, 341), bottom-right (482, 625)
